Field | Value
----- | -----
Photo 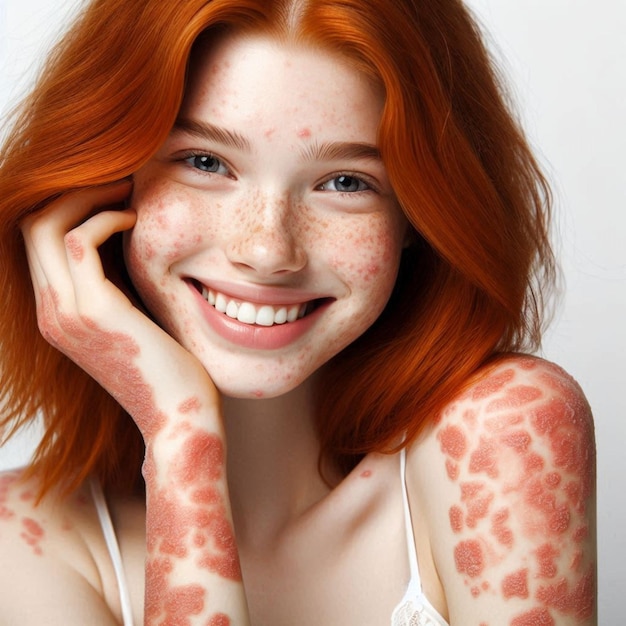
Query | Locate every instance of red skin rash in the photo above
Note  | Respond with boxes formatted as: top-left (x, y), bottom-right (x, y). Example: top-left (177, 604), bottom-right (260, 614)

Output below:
top-left (454, 539), bottom-right (485, 578)
top-left (511, 608), bottom-right (555, 626)
top-left (208, 614), bottom-right (231, 626)
top-left (502, 568), bottom-right (529, 599)
top-left (20, 517), bottom-right (45, 556)
top-left (437, 360), bottom-right (595, 622)
top-left (39, 287), bottom-right (167, 438)
top-left (64, 232), bottom-right (85, 262)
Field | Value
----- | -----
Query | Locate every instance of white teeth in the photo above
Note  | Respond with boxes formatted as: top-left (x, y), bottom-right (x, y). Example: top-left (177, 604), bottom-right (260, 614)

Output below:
top-left (215, 292), bottom-right (228, 313)
top-left (287, 305), bottom-right (300, 322)
top-left (201, 287), bottom-right (313, 327)
top-left (237, 302), bottom-right (257, 324)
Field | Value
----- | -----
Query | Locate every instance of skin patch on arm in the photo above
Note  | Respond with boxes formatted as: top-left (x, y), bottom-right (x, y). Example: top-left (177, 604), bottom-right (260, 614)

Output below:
top-left (436, 359), bottom-right (596, 625)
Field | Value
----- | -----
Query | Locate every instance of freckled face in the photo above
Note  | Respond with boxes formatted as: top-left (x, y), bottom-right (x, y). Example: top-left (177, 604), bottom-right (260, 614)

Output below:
top-left (126, 34), bottom-right (407, 398)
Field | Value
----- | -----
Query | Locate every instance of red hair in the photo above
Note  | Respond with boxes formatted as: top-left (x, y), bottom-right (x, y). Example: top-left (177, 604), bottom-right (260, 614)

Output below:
top-left (0, 0), bottom-right (555, 495)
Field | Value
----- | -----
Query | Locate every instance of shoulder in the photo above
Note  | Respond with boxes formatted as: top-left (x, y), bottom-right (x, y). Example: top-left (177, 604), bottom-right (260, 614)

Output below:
top-left (407, 356), bottom-right (596, 625)
top-left (0, 469), bottom-right (121, 624)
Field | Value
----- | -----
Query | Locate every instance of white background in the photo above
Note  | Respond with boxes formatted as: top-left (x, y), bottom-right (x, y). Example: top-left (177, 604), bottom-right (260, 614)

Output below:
top-left (1, 1), bottom-right (624, 622)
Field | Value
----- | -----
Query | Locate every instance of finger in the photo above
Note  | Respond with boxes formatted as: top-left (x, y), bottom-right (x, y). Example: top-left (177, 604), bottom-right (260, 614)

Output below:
top-left (21, 180), bottom-right (133, 304)
top-left (65, 209), bottom-right (138, 314)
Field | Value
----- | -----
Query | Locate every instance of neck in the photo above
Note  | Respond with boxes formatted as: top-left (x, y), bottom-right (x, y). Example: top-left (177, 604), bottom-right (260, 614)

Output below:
top-left (222, 378), bottom-right (338, 548)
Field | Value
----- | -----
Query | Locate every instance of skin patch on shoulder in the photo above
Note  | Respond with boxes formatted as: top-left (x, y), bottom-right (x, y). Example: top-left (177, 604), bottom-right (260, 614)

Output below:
top-left (435, 359), bottom-right (596, 623)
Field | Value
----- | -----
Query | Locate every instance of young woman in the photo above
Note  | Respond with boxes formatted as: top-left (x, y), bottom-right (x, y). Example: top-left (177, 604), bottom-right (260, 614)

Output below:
top-left (0, 0), bottom-right (596, 624)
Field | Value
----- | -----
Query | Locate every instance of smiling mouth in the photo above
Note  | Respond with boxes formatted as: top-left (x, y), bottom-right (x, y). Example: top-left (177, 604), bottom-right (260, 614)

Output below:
top-left (195, 283), bottom-right (325, 327)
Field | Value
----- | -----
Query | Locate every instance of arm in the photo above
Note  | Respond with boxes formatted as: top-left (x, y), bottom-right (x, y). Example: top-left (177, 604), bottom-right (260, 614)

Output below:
top-left (20, 181), bottom-right (250, 625)
top-left (414, 357), bottom-right (596, 626)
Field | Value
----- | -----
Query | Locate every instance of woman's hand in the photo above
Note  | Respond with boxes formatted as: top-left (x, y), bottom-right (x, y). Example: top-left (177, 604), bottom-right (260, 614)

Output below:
top-left (21, 182), bottom-right (250, 625)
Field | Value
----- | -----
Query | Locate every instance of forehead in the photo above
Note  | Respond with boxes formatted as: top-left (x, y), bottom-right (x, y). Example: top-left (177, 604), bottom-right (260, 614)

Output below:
top-left (179, 33), bottom-right (384, 140)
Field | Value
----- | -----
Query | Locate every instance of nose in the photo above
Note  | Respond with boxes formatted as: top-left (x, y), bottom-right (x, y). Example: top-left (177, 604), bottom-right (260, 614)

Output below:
top-left (226, 192), bottom-right (307, 278)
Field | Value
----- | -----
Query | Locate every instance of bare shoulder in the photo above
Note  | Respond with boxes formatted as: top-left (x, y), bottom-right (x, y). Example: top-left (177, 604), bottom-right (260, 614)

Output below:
top-left (408, 355), bottom-right (596, 625)
top-left (0, 469), bottom-right (120, 624)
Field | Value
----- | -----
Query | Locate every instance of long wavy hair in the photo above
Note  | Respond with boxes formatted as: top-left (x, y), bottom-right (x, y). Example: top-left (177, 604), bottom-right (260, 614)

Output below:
top-left (0, 0), bottom-right (555, 496)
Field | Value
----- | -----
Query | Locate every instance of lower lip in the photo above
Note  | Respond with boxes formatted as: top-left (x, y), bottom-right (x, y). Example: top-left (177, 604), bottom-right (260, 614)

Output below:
top-left (190, 285), bottom-right (329, 350)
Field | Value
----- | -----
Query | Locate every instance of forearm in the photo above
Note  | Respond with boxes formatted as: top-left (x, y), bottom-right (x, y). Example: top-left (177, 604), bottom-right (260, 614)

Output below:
top-left (143, 419), bottom-right (249, 626)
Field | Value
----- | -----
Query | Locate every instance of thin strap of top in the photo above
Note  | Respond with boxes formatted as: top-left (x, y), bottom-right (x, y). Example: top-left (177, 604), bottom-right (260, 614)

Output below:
top-left (90, 478), bottom-right (135, 626)
top-left (400, 447), bottom-right (422, 586)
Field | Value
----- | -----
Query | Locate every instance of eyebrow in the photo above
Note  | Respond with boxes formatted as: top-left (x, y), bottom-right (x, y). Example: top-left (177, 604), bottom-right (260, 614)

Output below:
top-left (173, 118), bottom-right (250, 151)
top-left (172, 117), bottom-right (381, 162)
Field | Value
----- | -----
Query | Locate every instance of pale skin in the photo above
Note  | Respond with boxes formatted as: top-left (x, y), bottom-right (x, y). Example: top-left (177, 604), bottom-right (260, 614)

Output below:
top-left (0, 34), bottom-right (595, 625)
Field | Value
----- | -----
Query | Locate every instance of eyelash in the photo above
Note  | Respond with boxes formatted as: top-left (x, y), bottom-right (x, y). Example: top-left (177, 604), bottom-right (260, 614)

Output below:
top-left (179, 151), bottom-right (231, 176)
top-left (175, 151), bottom-right (378, 195)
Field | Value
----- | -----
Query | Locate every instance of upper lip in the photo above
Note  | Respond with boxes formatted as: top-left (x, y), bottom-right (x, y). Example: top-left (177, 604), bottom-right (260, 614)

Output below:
top-left (187, 277), bottom-right (331, 307)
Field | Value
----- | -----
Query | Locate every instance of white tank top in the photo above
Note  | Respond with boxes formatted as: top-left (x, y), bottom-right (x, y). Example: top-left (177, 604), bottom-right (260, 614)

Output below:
top-left (91, 450), bottom-right (449, 626)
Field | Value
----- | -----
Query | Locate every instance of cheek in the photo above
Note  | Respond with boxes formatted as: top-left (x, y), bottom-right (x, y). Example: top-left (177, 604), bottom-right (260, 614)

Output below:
top-left (328, 214), bottom-right (404, 291)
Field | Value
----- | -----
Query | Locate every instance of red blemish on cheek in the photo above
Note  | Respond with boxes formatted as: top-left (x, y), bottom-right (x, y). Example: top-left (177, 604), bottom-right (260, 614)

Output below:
top-left (208, 614), bottom-right (231, 626)
top-left (438, 424), bottom-right (468, 460)
top-left (510, 608), bottom-right (555, 626)
top-left (178, 397), bottom-right (201, 414)
top-left (502, 568), bottom-right (529, 599)
top-left (297, 127), bottom-right (311, 138)
top-left (360, 470), bottom-right (372, 479)
top-left (454, 539), bottom-right (484, 578)
top-left (449, 505), bottom-right (463, 533)
top-left (20, 517), bottom-right (45, 555)
top-left (64, 232), bottom-right (85, 262)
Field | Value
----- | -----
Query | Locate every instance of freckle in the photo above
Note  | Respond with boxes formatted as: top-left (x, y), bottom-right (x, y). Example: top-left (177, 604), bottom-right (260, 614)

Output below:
top-left (449, 505), bottom-right (463, 533)
top-left (502, 568), bottom-right (529, 599)
top-left (438, 424), bottom-right (468, 460)
top-left (511, 608), bottom-right (555, 626)
top-left (454, 539), bottom-right (484, 578)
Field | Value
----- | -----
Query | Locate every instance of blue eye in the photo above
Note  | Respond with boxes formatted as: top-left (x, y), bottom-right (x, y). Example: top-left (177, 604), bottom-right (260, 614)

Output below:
top-left (185, 154), bottom-right (229, 175)
top-left (320, 175), bottom-right (370, 193)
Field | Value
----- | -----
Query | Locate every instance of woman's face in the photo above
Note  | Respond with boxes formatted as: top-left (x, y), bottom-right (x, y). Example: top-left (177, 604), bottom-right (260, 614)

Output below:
top-left (126, 33), bottom-right (408, 398)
